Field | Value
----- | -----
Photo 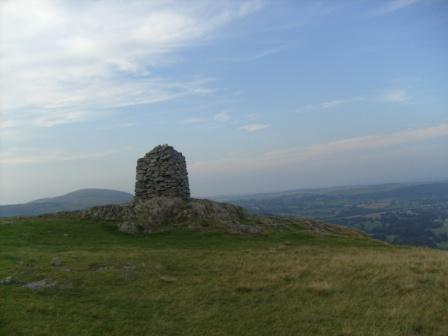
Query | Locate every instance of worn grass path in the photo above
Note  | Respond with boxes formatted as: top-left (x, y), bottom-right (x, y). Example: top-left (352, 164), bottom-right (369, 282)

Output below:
top-left (1, 216), bottom-right (447, 335)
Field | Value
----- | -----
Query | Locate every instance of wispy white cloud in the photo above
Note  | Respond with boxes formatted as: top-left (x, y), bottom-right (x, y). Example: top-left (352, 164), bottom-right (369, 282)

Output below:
top-left (181, 117), bottom-right (207, 124)
top-left (191, 122), bottom-right (448, 174)
top-left (246, 113), bottom-right (259, 120)
top-left (374, 0), bottom-right (419, 15)
top-left (240, 123), bottom-right (269, 132)
top-left (0, 149), bottom-right (118, 165)
top-left (33, 111), bottom-right (89, 128)
top-left (297, 88), bottom-right (411, 113)
top-left (296, 122), bottom-right (448, 155)
top-left (0, 120), bottom-right (16, 129)
top-left (215, 111), bottom-right (231, 122)
top-left (381, 89), bottom-right (409, 103)
top-left (0, 0), bottom-right (263, 130)
top-left (218, 44), bottom-right (286, 62)
top-left (298, 96), bottom-right (366, 113)
top-left (0, 129), bottom-right (22, 143)
top-left (180, 111), bottom-right (231, 125)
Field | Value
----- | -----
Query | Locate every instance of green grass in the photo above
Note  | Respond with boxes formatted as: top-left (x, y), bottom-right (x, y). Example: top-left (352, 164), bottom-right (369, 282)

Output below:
top-left (1, 216), bottom-right (448, 336)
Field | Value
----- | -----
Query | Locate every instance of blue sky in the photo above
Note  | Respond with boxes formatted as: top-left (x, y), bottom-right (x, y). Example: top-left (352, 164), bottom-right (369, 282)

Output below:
top-left (0, 0), bottom-right (447, 204)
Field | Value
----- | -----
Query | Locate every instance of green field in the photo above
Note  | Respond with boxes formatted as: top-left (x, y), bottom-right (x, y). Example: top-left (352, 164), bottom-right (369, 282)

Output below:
top-left (1, 216), bottom-right (448, 335)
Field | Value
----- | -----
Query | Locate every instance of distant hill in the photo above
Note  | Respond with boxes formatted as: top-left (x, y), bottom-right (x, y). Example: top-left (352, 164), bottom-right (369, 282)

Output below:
top-left (0, 189), bottom-right (133, 217)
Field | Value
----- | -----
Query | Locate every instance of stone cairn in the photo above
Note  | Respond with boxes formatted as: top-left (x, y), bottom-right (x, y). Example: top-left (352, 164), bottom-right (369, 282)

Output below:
top-left (134, 144), bottom-right (190, 201)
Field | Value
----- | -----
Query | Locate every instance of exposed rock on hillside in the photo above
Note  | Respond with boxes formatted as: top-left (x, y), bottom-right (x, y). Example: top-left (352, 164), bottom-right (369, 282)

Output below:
top-left (82, 197), bottom-right (262, 234)
top-left (81, 197), bottom-right (366, 238)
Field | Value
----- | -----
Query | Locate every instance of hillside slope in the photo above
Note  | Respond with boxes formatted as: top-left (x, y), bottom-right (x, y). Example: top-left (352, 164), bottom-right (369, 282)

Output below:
top-left (1, 215), bottom-right (447, 335)
top-left (0, 189), bottom-right (133, 217)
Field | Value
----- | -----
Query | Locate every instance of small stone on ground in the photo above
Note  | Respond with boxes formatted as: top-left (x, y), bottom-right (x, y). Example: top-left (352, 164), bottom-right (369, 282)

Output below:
top-left (160, 275), bottom-right (177, 283)
top-left (51, 256), bottom-right (62, 267)
top-left (23, 279), bottom-right (58, 291)
top-left (0, 276), bottom-right (14, 285)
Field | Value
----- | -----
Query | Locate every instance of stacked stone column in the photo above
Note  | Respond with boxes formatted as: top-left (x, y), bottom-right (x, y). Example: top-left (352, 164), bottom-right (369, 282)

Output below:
top-left (135, 145), bottom-right (190, 200)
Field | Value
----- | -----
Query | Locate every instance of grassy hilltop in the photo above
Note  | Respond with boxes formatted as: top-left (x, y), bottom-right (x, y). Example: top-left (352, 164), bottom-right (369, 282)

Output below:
top-left (1, 215), bottom-right (448, 335)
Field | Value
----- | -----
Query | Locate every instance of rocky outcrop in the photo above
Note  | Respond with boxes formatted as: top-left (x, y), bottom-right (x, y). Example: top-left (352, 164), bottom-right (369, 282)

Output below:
top-left (81, 197), bottom-right (263, 234)
top-left (135, 145), bottom-right (190, 201)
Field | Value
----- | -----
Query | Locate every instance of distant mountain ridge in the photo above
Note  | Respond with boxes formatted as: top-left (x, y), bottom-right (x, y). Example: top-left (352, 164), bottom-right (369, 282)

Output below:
top-left (0, 189), bottom-right (133, 217)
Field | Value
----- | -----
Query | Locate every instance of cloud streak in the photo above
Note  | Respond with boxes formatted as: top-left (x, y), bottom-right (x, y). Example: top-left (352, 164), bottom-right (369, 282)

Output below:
top-left (181, 117), bottom-right (207, 125)
top-left (191, 123), bottom-right (448, 174)
top-left (298, 96), bottom-right (366, 113)
top-left (381, 89), bottom-right (409, 103)
top-left (297, 88), bottom-right (410, 113)
top-left (240, 123), bottom-right (269, 132)
top-left (215, 112), bottom-right (231, 122)
top-left (218, 44), bottom-right (286, 62)
top-left (374, 0), bottom-right (419, 15)
top-left (0, 149), bottom-right (118, 165)
top-left (0, 0), bottom-right (263, 131)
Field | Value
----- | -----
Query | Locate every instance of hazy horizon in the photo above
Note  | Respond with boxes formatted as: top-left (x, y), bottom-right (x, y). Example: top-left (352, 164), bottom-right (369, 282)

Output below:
top-left (1, 0), bottom-right (447, 204)
top-left (3, 178), bottom-right (448, 206)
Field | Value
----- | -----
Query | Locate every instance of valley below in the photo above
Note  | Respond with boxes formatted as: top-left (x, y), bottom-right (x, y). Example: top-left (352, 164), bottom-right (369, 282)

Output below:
top-left (222, 182), bottom-right (448, 249)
